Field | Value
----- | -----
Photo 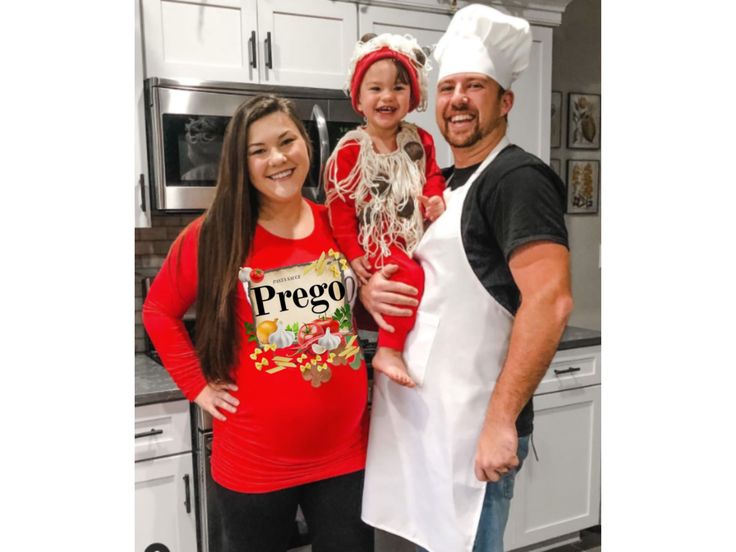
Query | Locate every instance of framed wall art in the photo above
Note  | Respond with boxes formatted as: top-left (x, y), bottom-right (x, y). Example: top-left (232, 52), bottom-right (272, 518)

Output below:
top-left (550, 158), bottom-right (562, 179)
top-left (566, 159), bottom-right (599, 214)
top-left (550, 91), bottom-right (562, 148)
top-left (567, 93), bottom-right (601, 149)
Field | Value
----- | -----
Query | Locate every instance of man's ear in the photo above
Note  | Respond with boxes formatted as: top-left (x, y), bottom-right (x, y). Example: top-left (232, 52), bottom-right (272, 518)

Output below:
top-left (500, 90), bottom-right (514, 118)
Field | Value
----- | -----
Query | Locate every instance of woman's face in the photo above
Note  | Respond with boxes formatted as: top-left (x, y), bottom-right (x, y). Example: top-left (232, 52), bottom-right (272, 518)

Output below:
top-left (246, 111), bottom-right (310, 206)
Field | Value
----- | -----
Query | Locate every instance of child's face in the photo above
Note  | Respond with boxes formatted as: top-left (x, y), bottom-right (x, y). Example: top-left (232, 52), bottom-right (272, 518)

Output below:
top-left (357, 59), bottom-right (411, 133)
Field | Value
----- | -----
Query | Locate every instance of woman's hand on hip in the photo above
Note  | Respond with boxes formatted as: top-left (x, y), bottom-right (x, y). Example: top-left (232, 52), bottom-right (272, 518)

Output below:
top-left (194, 382), bottom-right (240, 422)
top-left (359, 264), bottom-right (418, 333)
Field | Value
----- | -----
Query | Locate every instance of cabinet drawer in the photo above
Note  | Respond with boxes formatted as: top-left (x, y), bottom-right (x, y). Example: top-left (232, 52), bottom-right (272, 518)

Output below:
top-left (534, 345), bottom-right (601, 395)
top-left (135, 400), bottom-right (191, 461)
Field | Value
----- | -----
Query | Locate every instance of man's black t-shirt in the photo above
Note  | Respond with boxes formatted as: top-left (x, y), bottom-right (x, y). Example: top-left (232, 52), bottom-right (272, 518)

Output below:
top-left (443, 144), bottom-right (569, 437)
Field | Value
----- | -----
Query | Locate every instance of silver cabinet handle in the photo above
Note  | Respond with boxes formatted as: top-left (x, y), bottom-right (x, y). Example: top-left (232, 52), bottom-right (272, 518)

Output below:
top-left (135, 428), bottom-right (163, 439)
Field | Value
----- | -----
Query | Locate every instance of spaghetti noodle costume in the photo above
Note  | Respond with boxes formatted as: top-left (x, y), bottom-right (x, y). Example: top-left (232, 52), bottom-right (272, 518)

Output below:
top-left (325, 123), bottom-right (445, 350)
top-left (325, 32), bottom-right (446, 351)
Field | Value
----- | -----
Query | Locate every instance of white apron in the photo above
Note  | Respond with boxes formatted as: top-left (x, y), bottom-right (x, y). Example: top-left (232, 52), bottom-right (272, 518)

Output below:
top-left (362, 138), bottom-right (514, 552)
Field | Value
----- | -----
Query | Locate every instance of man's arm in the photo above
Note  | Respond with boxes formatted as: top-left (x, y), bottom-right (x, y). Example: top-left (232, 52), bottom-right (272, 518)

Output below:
top-left (474, 241), bottom-right (573, 482)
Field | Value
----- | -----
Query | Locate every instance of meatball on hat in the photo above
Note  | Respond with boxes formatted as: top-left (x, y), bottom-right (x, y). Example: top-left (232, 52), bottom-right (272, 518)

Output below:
top-left (346, 32), bottom-right (431, 114)
top-left (433, 4), bottom-right (532, 89)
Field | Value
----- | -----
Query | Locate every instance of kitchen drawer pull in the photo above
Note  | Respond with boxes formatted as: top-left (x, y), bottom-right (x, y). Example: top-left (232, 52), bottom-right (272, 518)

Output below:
top-left (183, 474), bottom-right (191, 514)
top-left (265, 31), bottom-right (273, 69)
top-left (554, 366), bottom-right (581, 375)
top-left (248, 30), bottom-right (256, 68)
top-left (135, 428), bottom-right (163, 439)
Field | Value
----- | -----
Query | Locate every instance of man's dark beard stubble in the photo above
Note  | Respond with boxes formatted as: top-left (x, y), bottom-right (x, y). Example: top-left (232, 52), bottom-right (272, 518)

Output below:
top-left (441, 107), bottom-right (483, 148)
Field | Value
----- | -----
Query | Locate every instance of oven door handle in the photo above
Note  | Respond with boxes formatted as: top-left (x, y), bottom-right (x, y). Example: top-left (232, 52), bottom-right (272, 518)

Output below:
top-left (311, 104), bottom-right (329, 199)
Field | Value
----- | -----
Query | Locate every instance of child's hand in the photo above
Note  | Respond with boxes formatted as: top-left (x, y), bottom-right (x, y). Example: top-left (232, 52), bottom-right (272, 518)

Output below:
top-left (419, 195), bottom-right (445, 222)
top-left (350, 256), bottom-right (373, 285)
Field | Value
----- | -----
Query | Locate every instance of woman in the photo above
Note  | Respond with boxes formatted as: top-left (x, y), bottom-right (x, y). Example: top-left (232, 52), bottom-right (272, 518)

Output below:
top-left (143, 96), bottom-right (373, 552)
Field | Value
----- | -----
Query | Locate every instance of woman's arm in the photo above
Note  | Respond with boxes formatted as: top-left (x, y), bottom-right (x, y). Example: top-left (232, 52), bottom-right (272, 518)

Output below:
top-left (142, 220), bottom-right (209, 401)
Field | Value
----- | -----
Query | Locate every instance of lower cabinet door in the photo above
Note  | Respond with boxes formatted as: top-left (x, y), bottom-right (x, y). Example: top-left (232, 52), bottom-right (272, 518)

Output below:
top-left (506, 385), bottom-right (601, 550)
top-left (136, 452), bottom-right (197, 552)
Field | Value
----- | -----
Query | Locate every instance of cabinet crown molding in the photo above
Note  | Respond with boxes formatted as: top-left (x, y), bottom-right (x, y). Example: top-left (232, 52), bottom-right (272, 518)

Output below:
top-left (345, 0), bottom-right (573, 26)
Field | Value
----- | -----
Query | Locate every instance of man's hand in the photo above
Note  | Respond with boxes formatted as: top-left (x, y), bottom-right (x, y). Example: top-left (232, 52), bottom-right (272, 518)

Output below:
top-left (194, 382), bottom-right (239, 422)
top-left (474, 421), bottom-right (519, 482)
top-left (419, 195), bottom-right (445, 222)
top-left (349, 255), bottom-right (373, 285)
top-left (359, 264), bottom-right (418, 333)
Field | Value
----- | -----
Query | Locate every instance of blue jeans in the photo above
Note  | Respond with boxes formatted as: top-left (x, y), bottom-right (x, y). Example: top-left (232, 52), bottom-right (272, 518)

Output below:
top-left (417, 435), bottom-right (531, 552)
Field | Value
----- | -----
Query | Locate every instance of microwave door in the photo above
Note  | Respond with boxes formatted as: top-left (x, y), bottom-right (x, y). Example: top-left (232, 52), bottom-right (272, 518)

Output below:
top-left (309, 103), bottom-right (330, 204)
top-left (151, 86), bottom-right (251, 211)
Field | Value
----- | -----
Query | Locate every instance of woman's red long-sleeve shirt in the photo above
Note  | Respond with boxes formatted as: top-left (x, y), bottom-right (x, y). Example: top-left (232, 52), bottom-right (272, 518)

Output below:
top-left (142, 201), bottom-right (369, 493)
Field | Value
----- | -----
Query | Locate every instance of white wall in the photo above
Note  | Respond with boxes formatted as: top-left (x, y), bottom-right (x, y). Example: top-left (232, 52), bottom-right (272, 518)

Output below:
top-left (552, 0), bottom-right (601, 330)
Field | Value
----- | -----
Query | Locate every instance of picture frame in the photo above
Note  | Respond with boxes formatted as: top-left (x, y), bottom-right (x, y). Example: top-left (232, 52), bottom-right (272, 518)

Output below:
top-left (550, 91), bottom-right (562, 148)
top-left (567, 93), bottom-right (601, 149)
top-left (550, 158), bottom-right (562, 179)
top-left (566, 159), bottom-right (599, 214)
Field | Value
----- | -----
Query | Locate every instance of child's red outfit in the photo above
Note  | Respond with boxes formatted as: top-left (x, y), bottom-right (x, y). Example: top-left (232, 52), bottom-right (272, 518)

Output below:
top-left (142, 201), bottom-right (369, 493)
top-left (325, 122), bottom-right (445, 350)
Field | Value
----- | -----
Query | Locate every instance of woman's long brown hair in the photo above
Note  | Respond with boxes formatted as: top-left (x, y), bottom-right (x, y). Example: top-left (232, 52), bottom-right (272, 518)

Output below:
top-left (194, 95), bottom-right (312, 383)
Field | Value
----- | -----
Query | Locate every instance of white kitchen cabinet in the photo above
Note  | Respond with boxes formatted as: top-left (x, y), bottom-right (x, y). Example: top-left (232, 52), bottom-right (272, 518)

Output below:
top-left (136, 452), bottom-right (198, 552)
top-left (135, 399), bottom-right (196, 552)
top-left (505, 384), bottom-right (601, 551)
top-left (140, 0), bottom-right (260, 83)
top-left (139, 0), bottom-right (357, 88)
top-left (257, 0), bottom-right (358, 88)
top-left (135, 0), bottom-right (151, 228)
top-left (506, 24), bottom-right (552, 163)
top-left (357, 5), bottom-right (453, 167)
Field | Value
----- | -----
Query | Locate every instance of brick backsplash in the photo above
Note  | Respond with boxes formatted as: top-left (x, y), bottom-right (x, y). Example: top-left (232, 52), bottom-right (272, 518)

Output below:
top-left (135, 214), bottom-right (199, 352)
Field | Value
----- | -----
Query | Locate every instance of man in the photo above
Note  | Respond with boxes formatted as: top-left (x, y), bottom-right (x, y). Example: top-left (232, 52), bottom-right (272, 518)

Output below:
top-left (360, 5), bottom-right (573, 552)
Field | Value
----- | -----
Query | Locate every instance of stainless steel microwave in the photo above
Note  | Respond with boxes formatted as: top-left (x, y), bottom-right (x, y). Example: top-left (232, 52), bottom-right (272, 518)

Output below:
top-left (144, 77), bottom-right (361, 212)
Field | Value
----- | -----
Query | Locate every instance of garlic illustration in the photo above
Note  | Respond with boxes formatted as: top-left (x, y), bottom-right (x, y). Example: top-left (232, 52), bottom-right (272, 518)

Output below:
top-left (238, 267), bottom-right (252, 283)
top-left (317, 328), bottom-right (341, 351)
top-left (268, 320), bottom-right (295, 348)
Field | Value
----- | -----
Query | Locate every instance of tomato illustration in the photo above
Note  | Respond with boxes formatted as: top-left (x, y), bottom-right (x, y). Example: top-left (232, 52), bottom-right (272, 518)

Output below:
top-left (313, 318), bottom-right (340, 334)
top-left (297, 322), bottom-right (323, 345)
top-left (250, 268), bottom-right (265, 283)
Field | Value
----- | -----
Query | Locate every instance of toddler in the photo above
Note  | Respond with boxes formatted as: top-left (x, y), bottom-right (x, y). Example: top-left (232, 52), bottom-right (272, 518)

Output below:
top-left (325, 33), bottom-right (446, 387)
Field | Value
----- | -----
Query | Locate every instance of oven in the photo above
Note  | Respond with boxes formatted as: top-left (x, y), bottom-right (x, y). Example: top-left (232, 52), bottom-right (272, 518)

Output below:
top-left (144, 77), bottom-right (361, 212)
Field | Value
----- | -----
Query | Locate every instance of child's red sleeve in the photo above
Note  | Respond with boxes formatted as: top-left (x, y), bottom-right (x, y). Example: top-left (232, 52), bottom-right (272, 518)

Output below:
top-left (419, 127), bottom-right (447, 199)
top-left (325, 142), bottom-right (367, 262)
top-left (142, 218), bottom-right (208, 401)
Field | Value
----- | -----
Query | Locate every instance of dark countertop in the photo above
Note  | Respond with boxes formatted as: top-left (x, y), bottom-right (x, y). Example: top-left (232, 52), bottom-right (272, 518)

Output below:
top-left (135, 354), bottom-right (186, 406)
top-left (135, 325), bottom-right (600, 405)
top-left (558, 325), bottom-right (601, 351)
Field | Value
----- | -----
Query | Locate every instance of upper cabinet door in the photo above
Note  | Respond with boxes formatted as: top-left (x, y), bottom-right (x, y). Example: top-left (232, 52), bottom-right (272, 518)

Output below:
top-left (257, 0), bottom-right (358, 89)
top-left (135, 0), bottom-right (151, 228)
top-left (140, 0), bottom-right (259, 82)
top-left (358, 6), bottom-right (453, 168)
top-left (506, 25), bottom-right (552, 161)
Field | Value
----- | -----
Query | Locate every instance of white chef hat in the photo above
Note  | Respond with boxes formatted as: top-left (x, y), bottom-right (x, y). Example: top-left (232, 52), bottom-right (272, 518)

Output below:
top-left (433, 4), bottom-right (532, 89)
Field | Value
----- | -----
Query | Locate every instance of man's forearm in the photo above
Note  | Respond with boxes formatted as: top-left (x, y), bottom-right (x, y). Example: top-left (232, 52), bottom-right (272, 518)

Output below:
top-left (485, 291), bottom-right (572, 425)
